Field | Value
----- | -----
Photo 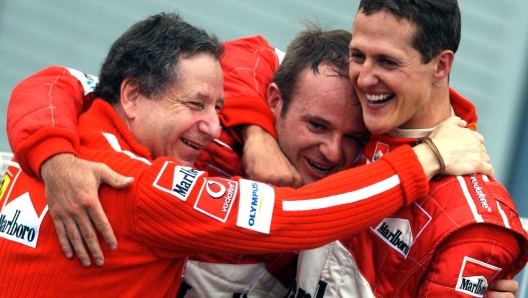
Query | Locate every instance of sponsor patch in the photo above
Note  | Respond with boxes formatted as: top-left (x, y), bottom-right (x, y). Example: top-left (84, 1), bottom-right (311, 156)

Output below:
top-left (0, 171), bottom-right (13, 203)
top-left (66, 68), bottom-right (99, 95)
top-left (0, 163), bottom-right (21, 204)
top-left (236, 179), bottom-right (275, 234)
top-left (0, 192), bottom-right (47, 248)
top-left (153, 162), bottom-right (204, 202)
top-left (372, 142), bottom-right (390, 161)
top-left (455, 256), bottom-right (501, 297)
top-left (467, 174), bottom-right (493, 212)
top-left (371, 202), bottom-right (431, 257)
top-left (194, 178), bottom-right (237, 222)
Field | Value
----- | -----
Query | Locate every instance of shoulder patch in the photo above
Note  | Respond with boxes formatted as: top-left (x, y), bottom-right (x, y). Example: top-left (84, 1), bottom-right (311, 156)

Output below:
top-left (236, 179), bottom-right (275, 234)
top-left (66, 67), bottom-right (99, 95)
top-left (153, 162), bottom-right (204, 201)
top-left (194, 178), bottom-right (237, 222)
top-left (455, 256), bottom-right (501, 297)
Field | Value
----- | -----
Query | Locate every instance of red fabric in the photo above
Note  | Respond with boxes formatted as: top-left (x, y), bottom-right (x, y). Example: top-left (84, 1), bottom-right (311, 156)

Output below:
top-left (6, 36), bottom-right (278, 179)
top-left (219, 35), bottom-right (279, 142)
top-left (0, 99), bottom-right (430, 297)
top-left (5, 36), bottom-right (436, 296)
top-left (7, 66), bottom-right (92, 178)
top-left (304, 91), bottom-right (528, 297)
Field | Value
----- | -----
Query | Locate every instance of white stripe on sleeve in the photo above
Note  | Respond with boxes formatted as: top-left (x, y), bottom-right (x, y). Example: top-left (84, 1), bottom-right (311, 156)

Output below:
top-left (282, 175), bottom-right (400, 211)
top-left (457, 176), bottom-right (484, 223)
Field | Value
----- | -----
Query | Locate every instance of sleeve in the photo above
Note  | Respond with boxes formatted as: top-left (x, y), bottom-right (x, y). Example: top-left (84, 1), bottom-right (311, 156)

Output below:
top-left (7, 66), bottom-right (96, 178)
top-left (133, 145), bottom-right (429, 257)
top-left (219, 35), bottom-right (279, 142)
top-left (417, 225), bottom-right (523, 297)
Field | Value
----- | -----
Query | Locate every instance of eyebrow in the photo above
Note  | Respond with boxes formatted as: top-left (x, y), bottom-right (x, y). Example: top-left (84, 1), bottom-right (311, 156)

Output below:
top-left (193, 92), bottom-right (225, 104)
top-left (305, 114), bottom-right (332, 126)
top-left (349, 45), bottom-right (360, 53)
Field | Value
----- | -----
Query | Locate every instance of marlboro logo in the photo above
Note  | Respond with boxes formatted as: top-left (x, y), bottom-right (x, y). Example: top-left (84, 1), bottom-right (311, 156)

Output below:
top-left (455, 256), bottom-right (501, 297)
top-left (153, 162), bottom-right (204, 201)
top-left (372, 202), bottom-right (431, 257)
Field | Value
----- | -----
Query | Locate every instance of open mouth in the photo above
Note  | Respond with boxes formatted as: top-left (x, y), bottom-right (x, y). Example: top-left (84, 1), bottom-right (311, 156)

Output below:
top-left (181, 138), bottom-right (202, 150)
top-left (366, 93), bottom-right (394, 104)
top-left (307, 159), bottom-right (331, 175)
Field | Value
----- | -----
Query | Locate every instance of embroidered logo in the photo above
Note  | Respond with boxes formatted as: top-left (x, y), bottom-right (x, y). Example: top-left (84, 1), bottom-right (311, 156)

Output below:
top-left (0, 192), bottom-right (48, 248)
top-left (468, 174), bottom-right (492, 212)
top-left (153, 162), bottom-right (204, 201)
top-left (372, 202), bottom-right (431, 257)
top-left (0, 163), bottom-right (48, 248)
top-left (194, 178), bottom-right (237, 222)
top-left (372, 142), bottom-right (390, 161)
top-left (236, 179), bottom-right (275, 234)
top-left (455, 256), bottom-right (501, 297)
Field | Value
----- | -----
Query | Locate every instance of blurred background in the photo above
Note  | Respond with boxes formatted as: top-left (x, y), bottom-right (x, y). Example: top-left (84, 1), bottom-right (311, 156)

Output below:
top-left (0, 0), bottom-right (527, 289)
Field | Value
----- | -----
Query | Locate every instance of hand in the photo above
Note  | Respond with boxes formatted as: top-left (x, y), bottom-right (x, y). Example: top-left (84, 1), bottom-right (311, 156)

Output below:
top-left (484, 279), bottom-right (519, 298)
top-left (240, 125), bottom-right (303, 188)
top-left (41, 153), bottom-right (133, 267)
top-left (428, 116), bottom-right (494, 177)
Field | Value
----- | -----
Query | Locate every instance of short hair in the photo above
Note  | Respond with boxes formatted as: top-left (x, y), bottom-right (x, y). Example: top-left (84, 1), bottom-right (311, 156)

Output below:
top-left (358, 0), bottom-right (461, 63)
top-left (272, 23), bottom-right (352, 116)
top-left (94, 13), bottom-right (224, 104)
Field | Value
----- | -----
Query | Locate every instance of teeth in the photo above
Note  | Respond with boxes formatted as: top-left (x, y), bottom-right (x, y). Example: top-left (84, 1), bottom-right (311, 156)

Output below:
top-left (366, 93), bottom-right (392, 101)
top-left (308, 160), bottom-right (330, 174)
top-left (181, 138), bottom-right (200, 149)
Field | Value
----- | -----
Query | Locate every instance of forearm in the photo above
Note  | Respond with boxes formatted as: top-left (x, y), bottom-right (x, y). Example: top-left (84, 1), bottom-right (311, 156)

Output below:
top-left (137, 146), bottom-right (428, 255)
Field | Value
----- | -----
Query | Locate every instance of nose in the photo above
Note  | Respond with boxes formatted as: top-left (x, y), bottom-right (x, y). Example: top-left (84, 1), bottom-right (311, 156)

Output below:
top-left (320, 135), bottom-right (344, 164)
top-left (355, 59), bottom-right (377, 89)
top-left (197, 107), bottom-right (221, 140)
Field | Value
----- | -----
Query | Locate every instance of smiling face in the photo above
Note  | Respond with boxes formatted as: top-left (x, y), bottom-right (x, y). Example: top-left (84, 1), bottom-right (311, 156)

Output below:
top-left (129, 53), bottom-right (224, 165)
top-left (270, 64), bottom-right (367, 185)
top-left (349, 10), bottom-right (450, 134)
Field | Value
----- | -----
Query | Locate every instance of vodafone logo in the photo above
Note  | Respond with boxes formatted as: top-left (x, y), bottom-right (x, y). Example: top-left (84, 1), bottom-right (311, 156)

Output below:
top-left (206, 180), bottom-right (226, 199)
top-left (194, 178), bottom-right (238, 222)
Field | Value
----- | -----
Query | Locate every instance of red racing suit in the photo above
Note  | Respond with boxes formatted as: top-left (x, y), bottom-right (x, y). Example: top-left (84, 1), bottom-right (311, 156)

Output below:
top-left (7, 37), bottom-right (281, 181)
top-left (5, 37), bottom-right (432, 297)
top-left (178, 36), bottom-right (296, 297)
top-left (287, 89), bottom-right (528, 297)
top-left (0, 97), bottom-right (429, 297)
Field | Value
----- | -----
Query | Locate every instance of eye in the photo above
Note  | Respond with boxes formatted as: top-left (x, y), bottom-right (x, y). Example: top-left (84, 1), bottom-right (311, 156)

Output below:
top-left (215, 100), bottom-right (224, 113)
top-left (379, 58), bottom-right (398, 69)
top-left (188, 101), bottom-right (204, 110)
top-left (349, 51), bottom-right (365, 63)
top-left (308, 121), bottom-right (326, 132)
top-left (215, 104), bottom-right (223, 113)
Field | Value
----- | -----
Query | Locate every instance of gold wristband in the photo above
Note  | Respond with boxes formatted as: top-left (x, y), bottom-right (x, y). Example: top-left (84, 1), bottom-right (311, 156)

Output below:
top-left (416, 137), bottom-right (445, 176)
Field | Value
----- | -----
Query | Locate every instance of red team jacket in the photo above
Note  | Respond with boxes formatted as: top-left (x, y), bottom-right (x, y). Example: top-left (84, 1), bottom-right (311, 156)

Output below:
top-left (288, 90), bottom-right (528, 297)
top-left (1, 37), bottom-right (432, 297)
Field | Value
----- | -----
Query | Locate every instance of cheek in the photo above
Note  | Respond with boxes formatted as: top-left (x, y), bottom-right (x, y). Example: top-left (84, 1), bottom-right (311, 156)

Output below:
top-left (343, 142), bottom-right (362, 165)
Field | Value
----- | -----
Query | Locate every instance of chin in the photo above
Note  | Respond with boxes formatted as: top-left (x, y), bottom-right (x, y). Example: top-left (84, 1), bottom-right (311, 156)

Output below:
top-left (365, 121), bottom-right (390, 135)
top-left (173, 156), bottom-right (195, 167)
top-left (302, 176), bottom-right (321, 186)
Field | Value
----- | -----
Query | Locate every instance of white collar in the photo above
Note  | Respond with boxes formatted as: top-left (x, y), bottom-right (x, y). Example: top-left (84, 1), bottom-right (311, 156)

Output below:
top-left (386, 106), bottom-right (455, 138)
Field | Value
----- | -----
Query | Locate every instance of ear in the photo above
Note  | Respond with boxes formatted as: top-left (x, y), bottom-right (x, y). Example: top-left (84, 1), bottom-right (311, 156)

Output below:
top-left (119, 77), bottom-right (141, 120)
top-left (267, 82), bottom-right (284, 117)
top-left (433, 50), bottom-right (455, 82)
